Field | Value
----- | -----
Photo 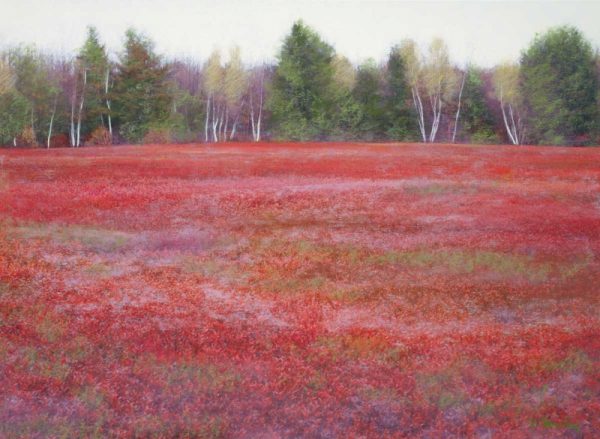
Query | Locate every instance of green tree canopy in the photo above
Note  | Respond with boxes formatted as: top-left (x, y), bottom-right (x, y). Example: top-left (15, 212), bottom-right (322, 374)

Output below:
top-left (77, 26), bottom-right (110, 138)
top-left (269, 20), bottom-right (337, 140)
top-left (385, 45), bottom-right (414, 140)
top-left (353, 60), bottom-right (386, 139)
top-left (521, 26), bottom-right (599, 145)
top-left (459, 67), bottom-right (498, 143)
top-left (113, 29), bottom-right (171, 143)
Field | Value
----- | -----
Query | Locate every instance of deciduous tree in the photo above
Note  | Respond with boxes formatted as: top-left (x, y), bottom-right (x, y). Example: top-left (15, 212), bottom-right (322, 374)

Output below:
top-left (492, 62), bottom-right (525, 145)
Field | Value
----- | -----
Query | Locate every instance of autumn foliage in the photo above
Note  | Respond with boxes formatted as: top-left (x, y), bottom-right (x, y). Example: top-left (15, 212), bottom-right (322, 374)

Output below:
top-left (0, 142), bottom-right (598, 437)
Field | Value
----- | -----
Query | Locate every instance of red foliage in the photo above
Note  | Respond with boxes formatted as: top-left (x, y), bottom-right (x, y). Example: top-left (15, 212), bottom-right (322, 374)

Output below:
top-left (45, 133), bottom-right (70, 148)
top-left (85, 126), bottom-right (112, 146)
top-left (0, 142), bottom-right (599, 437)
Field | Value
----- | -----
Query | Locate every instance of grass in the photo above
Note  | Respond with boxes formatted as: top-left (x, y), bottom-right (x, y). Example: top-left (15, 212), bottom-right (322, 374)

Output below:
top-left (10, 221), bottom-right (130, 253)
top-left (132, 354), bottom-right (241, 392)
top-left (311, 332), bottom-right (400, 363)
top-left (369, 249), bottom-right (552, 282)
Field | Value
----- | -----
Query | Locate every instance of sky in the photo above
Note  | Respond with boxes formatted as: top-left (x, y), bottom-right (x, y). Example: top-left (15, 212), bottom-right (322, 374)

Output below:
top-left (1, 0), bottom-right (599, 67)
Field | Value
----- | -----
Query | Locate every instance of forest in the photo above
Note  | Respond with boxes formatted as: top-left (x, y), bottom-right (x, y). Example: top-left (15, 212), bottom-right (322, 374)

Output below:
top-left (0, 21), bottom-right (598, 148)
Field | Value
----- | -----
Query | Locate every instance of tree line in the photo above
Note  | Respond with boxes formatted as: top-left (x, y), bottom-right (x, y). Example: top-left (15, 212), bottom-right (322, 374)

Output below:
top-left (0, 22), bottom-right (598, 147)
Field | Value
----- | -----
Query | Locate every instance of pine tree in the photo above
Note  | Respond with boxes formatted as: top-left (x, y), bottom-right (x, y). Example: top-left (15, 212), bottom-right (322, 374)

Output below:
top-left (353, 60), bottom-right (386, 139)
top-left (269, 20), bottom-right (337, 140)
top-left (75, 26), bottom-right (110, 145)
top-left (459, 67), bottom-right (498, 143)
top-left (385, 46), bottom-right (414, 140)
top-left (113, 29), bottom-right (171, 143)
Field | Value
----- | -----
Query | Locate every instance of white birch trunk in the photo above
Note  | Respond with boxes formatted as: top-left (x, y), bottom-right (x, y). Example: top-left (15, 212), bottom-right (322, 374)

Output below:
top-left (76, 69), bottom-right (87, 147)
top-left (47, 96), bottom-right (57, 149)
top-left (70, 70), bottom-right (76, 147)
top-left (105, 68), bottom-right (112, 138)
top-left (211, 101), bottom-right (219, 142)
top-left (217, 107), bottom-right (225, 142)
top-left (70, 100), bottom-right (75, 147)
top-left (256, 80), bottom-right (263, 142)
top-left (499, 88), bottom-right (518, 145)
top-left (205, 94), bottom-right (211, 143)
top-left (411, 87), bottom-right (426, 142)
top-left (452, 72), bottom-right (467, 143)
top-left (250, 94), bottom-right (256, 141)
top-left (223, 108), bottom-right (229, 142)
top-left (508, 104), bottom-right (520, 145)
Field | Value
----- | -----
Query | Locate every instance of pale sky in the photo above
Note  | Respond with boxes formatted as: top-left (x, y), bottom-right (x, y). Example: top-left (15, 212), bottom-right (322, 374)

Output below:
top-left (1, 0), bottom-right (599, 67)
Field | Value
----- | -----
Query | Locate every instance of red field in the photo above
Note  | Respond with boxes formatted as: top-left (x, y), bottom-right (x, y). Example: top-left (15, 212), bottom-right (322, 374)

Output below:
top-left (0, 142), bottom-right (599, 437)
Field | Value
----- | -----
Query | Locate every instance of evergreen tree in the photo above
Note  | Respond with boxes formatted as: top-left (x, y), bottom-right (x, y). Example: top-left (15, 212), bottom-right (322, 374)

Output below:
top-left (385, 46), bottom-right (414, 140)
top-left (521, 26), bottom-right (599, 145)
top-left (353, 60), bottom-right (386, 139)
top-left (76, 27), bottom-right (110, 143)
top-left (330, 55), bottom-right (361, 139)
top-left (459, 67), bottom-right (498, 143)
top-left (113, 29), bottom-right (171, 143)
top-left (269, 21), bottom-right (337, 140)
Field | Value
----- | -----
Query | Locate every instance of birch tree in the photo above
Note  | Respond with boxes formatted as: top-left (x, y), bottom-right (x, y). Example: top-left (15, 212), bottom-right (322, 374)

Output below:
top-left (105, 63), bottom-right (114, 138)
top-left (248, 64), bottom-right (268, 142)
top-left (399, 39), bottom-right (426, 142)
top-left (203, 50), bottom-right (224, 142)
top-left (451, 67), bottom-right (467, 143)
top-left (223, 46), bottom-right (247, 140)
top-left (422, 38), bottom-right (454, 142)
top-left (492, 62), bottom-right (524, 145)
top-left (44, 61), bottom-right (61, 148)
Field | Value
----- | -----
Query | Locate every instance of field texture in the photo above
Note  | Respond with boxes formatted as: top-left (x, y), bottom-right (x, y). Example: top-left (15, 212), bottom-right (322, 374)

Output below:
top-left (0, 143), bottom-right (599, 437)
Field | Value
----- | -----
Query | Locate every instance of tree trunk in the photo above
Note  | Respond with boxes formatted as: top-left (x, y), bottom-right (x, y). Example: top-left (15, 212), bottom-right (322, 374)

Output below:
top-left (452, 71), bottom-right (467, 143)
top-left (70, 100), bottom-right (75, 147)
top-left (205, 94), bottom-right (211, 142)
top-left (430, 94), bottom-right (443, 143)
top-left (217, 107), bottom-right (225, 142)
top-left (411, 87), bottom-right (426, 142)
top-left (256, 80), bottom-right (263, 142)
top-left (76, 69), bottom-right (87, 147)
top-left (70, 72), bottom-right (76, 147)
top-left (47, 96), bottom-right (57, 149)
top-left (211, 100), bottom-right (219, 142)
top-left (30, 107), bottom-right (35, 142)
top-left (499, 88), bottom-right (518, 145)
top-left (428, 79), bottom-right (443, 143)
top-left (105, 68), bottom-right (112, 138)
top-left (230, 105), bottom-right (242, 141)
top-left (223, 108), bottom-right (229, 142)
top-left (250, 94), bottom-right (256, 141)
top-left (508, 104), bottom-right (520, 145)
